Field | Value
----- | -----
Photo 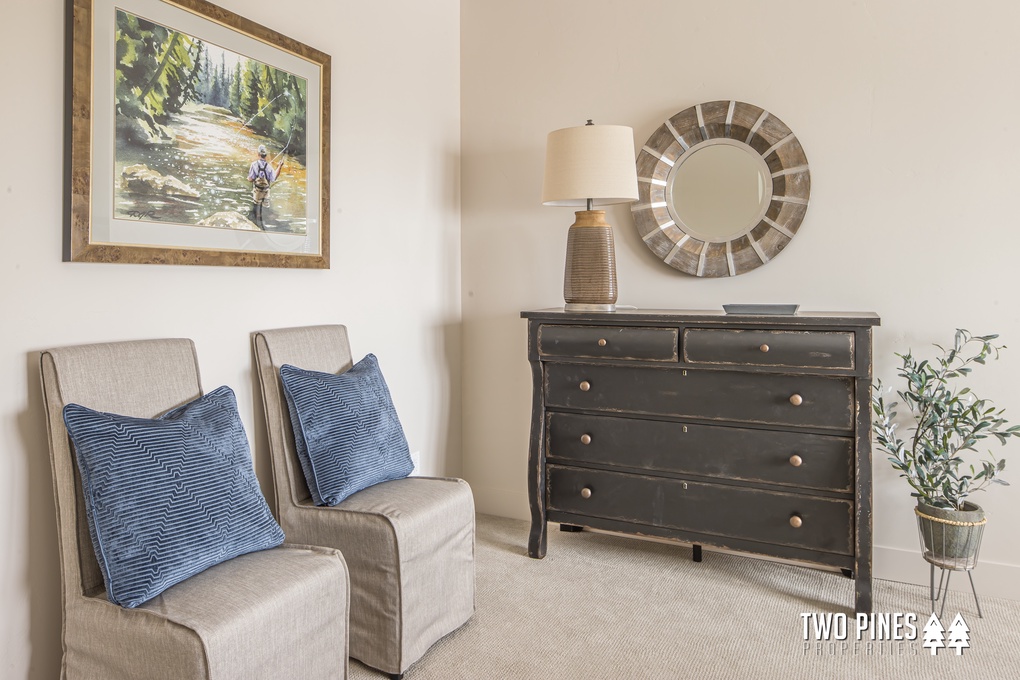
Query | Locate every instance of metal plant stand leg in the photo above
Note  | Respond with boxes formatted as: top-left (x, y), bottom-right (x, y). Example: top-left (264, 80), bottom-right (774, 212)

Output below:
top-left (938, 570), bottom-right (952, 619)
top-left (967, 570), bottom-right (983, 619)
top-left (934, 567), bottom-right (947, 611)
top-left (930, 566), bottom-right (983, 619)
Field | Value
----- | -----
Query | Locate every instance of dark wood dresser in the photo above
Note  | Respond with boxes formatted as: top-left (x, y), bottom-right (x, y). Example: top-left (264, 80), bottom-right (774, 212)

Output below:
top-left (522, 308), bottom-right (880, 613)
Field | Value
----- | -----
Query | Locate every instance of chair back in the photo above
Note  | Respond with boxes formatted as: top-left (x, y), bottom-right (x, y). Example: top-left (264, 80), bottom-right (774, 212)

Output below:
top-left (253, 325), bottom-right (354, 512)
top-left (39, 339), bottom-right (203, 601)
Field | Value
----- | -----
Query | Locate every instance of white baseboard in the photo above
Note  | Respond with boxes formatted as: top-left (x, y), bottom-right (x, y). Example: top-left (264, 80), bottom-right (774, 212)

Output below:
top-left (874, 544), bottom-right (1020, 602)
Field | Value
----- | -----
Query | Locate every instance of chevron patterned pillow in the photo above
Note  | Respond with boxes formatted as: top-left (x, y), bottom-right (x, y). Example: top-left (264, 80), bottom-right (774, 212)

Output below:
top-left (63, 386), bottom-right (284, 608)
top-left (280, 354), bottom-right (413, 506)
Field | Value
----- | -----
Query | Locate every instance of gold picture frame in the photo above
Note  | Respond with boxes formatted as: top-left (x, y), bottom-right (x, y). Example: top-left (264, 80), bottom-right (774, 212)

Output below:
top-left (68, 0), bottom-right (330, 267)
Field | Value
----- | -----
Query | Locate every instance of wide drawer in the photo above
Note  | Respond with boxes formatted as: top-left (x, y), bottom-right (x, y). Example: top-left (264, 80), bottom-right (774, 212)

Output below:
top-left (538, 325), bottom-right (678, 362)
top-left (683, 329), bottom-right (855, 370)
top-left (545, 364), bottom-right (854, 431)
top-left (547, 412), bottom-right (853, 493)
top-left (547, 465), bottom-right (853, 555)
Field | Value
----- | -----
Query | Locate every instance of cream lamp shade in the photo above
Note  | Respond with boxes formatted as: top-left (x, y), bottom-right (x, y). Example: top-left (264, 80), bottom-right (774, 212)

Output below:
top-left (541, 122), bottom-right (638, 312)
top-left (542, 124), bottom-right (639, 206)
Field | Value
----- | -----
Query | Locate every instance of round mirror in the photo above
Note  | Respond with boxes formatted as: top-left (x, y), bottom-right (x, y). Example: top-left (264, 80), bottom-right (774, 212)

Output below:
top-left (667, 141), bottom-right (772, 242)
top-left (632, 100), bottom-right (810, 277)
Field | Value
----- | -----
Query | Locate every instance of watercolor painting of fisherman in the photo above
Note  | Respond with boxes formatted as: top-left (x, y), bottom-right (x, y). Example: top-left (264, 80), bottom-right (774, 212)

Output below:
top-left (113, 9), bottom-right (308, 235)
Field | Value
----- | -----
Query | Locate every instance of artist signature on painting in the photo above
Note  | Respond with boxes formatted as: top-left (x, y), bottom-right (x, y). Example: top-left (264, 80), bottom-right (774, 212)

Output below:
top-left (125, 210), bottom-right (158, 220)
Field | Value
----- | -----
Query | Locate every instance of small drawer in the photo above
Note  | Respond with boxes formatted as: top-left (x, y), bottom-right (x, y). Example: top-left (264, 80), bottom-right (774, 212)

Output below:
top-left (538, 325), bottom-right (678, 362)
top-left (545, 364), bottom-right (855, 431)
top-left (547, 412), bottom-right (853, 493)
top-left (683, 329), bottom-right (855, 370)
top-left (547, 465), bottom-right (853, 555)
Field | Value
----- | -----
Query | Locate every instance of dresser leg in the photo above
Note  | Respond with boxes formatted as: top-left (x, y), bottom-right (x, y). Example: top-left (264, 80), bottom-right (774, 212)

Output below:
top-left (559, 523), bottom-right (584, 532)
top-left (692, 544), bottom-right (703, 562)
top-left (855, 578), bottom-right (873, 614)
top-left (528, 519), bottom-right (548, 559)
top-left (853, 543), bottom-right (873, 613)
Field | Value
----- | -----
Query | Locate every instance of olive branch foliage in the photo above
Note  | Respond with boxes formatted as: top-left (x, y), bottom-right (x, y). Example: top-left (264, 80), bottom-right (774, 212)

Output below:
top-left (872, 330), bottom-right (1020, 510)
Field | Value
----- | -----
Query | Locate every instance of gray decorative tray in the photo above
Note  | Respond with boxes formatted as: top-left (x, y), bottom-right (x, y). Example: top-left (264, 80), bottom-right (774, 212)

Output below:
top-left (723, 304), bottom-right (800, 315)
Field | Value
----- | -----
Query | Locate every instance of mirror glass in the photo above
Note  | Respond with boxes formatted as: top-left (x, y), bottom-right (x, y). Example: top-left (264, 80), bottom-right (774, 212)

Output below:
top-left (668, 143), bottom-right (769, 241)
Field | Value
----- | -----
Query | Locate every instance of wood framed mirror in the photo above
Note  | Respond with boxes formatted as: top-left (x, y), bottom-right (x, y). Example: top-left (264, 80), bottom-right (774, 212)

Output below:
top-left (632, 101), bottom-right (810, 277)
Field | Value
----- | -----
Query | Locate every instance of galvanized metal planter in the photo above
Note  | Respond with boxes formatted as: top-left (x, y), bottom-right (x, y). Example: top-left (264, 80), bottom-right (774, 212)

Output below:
top-left (916, 501), bottom-right (986, 617)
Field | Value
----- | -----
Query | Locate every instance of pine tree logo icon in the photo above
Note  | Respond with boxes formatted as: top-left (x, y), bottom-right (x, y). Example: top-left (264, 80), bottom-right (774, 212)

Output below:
top-left (922, 613), bottom-right (945, 655)
top-left (946, 613), bottom-right (971, 655)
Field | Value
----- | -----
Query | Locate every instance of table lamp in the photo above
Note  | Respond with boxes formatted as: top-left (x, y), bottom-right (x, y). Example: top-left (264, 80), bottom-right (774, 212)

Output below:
top-left (542, 120), bottom-right (639, 312)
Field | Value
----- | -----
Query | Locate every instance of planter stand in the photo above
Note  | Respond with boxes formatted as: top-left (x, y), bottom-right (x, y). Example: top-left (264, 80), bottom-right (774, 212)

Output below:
top-left (915, 506), bottom-right (986, 618)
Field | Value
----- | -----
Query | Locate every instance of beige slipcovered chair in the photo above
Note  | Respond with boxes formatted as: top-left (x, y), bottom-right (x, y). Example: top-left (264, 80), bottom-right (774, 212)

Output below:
top-left (40, 338), bottom-right (350, 679)
top-left (253, 325), bottom-right (475, 678)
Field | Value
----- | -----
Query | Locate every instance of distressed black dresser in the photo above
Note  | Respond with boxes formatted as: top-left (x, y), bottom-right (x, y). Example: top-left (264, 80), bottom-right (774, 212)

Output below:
top-left (522, 309), bottom-right (880, 613)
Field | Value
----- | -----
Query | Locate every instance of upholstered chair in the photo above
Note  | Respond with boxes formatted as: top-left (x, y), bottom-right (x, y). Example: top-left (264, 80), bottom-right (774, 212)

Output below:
top-left (40, 338), bottom-right (350, 679)
top-left (253, 325), bottom-right (475, 679)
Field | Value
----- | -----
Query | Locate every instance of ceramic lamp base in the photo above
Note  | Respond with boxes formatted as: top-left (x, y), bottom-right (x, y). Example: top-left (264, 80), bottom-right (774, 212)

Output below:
top-left (563, 210), bottom-right (618, 310)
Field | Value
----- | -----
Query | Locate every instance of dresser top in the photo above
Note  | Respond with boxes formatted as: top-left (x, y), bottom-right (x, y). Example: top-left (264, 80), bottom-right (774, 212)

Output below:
top-left (521, 308), bottom-right (881, 327)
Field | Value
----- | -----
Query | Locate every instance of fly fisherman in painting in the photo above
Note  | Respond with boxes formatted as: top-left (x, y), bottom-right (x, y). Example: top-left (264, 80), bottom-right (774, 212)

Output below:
top-left (247, 144), bottom-right (284, 227)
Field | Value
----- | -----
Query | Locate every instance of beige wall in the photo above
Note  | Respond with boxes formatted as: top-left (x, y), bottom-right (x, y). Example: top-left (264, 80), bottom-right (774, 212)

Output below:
top-left (461, 0), bottom-right (1020, 600)
top-left (0, 1), bottom-right (460, 677)
top-left (4, 0), bottom-right (1020, 676)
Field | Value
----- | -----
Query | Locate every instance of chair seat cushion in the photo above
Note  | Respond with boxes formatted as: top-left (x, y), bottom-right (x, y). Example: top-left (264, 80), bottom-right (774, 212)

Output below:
top-left (280, 355), bottom-right (414, 506)
top-left (80, 544), bottom-right (349, 679)
top-left (63, 386), bottom-right (284, 608)
top-left (136, 545), bottom-right (347, 655)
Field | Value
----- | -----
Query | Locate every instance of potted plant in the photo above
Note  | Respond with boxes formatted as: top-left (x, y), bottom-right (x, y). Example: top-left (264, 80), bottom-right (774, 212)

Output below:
top-left (872, 330), bottom-right (1020, 567)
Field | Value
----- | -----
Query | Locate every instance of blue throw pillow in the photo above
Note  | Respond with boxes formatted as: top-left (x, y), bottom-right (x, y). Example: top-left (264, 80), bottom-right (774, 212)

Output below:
top-left (63, 385), bottom-right (284, 608)
top-left (280, 354), bottom-right (413, 506)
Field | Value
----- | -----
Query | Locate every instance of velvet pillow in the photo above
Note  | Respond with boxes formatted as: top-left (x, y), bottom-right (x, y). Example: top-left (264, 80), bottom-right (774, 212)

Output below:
top-left (280, 354), bottom-right (413, 506)
top-left (63, 385), bottom-right (284, 608)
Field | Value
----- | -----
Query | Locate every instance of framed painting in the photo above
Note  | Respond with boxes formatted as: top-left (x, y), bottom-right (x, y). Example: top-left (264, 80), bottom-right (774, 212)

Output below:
top-left (67, 0), bottom-right (330, 267)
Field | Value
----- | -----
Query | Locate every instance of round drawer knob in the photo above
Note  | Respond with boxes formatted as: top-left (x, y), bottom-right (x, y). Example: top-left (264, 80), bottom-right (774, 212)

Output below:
top-left (789, 514), bottom-right (803, 529)
top-left (579, 381), bottom-right (591, 392)
top-left (580, 434), bottom-right (592, 445)
top-left (580, 487), bottom-right (592, 499)
top-left (789, 455), bottom-right (803, 467)
top-left (759, 344), bottom-right (770, 353)
top-left (789, 393), bottom-right (803, 406)
top-left (597, 338), bottom-right (608, 347)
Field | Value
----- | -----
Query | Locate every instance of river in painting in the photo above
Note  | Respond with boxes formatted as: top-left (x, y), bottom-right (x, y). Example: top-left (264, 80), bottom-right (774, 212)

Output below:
top-left (115, 102), bottom-right (308, 235)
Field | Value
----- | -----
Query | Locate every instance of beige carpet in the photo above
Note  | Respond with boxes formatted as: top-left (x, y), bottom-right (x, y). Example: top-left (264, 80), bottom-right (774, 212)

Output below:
top-left (351, 514), bottom-right (1020, 679)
